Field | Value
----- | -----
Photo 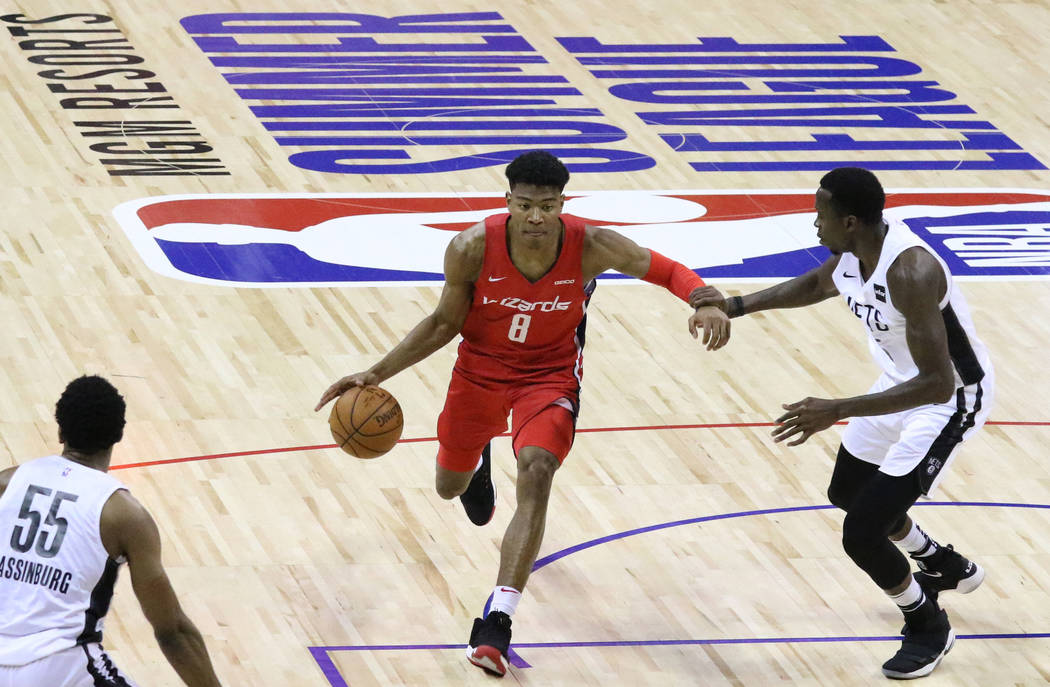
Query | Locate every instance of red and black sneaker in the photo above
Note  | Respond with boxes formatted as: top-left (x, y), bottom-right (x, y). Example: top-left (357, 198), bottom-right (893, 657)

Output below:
top-left (465, 610), bottom-right (512, 677)
top-left (459, 443), bottom-right (496, 526)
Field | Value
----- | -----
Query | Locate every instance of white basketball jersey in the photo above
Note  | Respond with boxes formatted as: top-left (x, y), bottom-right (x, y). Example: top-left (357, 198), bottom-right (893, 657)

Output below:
top-left (831, 219), bottom-right (991, 387)
top-left (0, 455), bottom-right (126, 667)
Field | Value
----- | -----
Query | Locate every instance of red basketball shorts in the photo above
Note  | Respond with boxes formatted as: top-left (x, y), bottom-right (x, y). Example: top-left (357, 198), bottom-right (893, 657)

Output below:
top-left (436, 368), bottom-right (579, 472)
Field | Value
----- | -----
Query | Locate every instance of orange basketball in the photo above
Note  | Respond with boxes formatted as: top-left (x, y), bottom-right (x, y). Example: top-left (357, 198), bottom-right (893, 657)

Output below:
top-left (328, 385), bottom-right (404, 459)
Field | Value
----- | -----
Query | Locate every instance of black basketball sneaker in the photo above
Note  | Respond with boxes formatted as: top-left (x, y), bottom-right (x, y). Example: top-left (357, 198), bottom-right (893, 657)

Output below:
top-left (913, 544), bottom-right (985, 602)
top-left (465, 610), bottom-right (512, 677)
top-left (459, 443), bottom-right (496, 526)
top-left (882, 607), bottom-right (955, 679)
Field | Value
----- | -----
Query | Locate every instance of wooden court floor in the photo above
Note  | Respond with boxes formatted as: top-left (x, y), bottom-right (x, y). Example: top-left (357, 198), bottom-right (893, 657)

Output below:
top-left (2, 0), bottom-right (1050, 684)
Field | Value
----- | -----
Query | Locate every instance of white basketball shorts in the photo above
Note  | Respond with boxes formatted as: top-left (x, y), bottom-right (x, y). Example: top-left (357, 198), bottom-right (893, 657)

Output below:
top-left (0, 643), bottom-right (138, 687)
top-left (841, 370), bottom-right (994, 494)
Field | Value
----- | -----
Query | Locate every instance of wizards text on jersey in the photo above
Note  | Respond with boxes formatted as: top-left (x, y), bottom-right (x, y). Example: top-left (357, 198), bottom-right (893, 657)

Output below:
top-left (484, 296), bottom-right (573, 312)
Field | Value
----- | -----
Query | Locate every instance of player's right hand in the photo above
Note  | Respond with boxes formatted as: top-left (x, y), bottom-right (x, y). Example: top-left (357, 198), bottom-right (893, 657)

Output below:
top-left (689, 306), bottom-right (731, 350)
top-left (315, 371), bottom-right (379, 411)
top-left (688, 285), bottom-right (727, 312)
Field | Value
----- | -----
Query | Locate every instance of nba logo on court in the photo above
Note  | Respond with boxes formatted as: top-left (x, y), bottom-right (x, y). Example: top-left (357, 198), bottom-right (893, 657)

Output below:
top-left (113, 190), bottom-right (1050, 288)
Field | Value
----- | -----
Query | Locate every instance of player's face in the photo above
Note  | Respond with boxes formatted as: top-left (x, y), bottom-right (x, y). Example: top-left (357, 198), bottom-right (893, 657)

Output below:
top-left (506, 184), bottom-right (565, 245)
top-left (813, 187), bottom-right (853, 256)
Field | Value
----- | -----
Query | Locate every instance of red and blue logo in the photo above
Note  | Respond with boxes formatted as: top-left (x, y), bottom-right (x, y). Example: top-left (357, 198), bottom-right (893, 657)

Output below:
top-left (114, 190), bottom-right (1050, 287)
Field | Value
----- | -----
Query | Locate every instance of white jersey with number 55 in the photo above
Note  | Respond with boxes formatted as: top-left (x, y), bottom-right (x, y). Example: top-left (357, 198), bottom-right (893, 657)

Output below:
top-left (0, 455), bottom-right (126, 667)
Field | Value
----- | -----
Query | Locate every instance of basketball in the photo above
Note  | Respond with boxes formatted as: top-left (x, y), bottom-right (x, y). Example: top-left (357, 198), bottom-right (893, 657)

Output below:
top-left (328, 385), bottom-right (404, 458)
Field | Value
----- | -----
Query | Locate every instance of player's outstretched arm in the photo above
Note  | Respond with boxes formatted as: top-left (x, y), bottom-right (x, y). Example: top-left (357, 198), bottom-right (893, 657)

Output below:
top-left (693, 256), bottom-right (842, 318)
top-left (315, 225), bottom-right (483, 410)
top-left (582, 226), bottom-right (730, 350)
top-left (100, 491), bottom-right (222, 687)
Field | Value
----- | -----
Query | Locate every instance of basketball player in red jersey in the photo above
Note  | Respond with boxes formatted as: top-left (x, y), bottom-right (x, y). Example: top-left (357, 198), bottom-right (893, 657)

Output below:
top-left (316, 151), bottom-right (729, 677)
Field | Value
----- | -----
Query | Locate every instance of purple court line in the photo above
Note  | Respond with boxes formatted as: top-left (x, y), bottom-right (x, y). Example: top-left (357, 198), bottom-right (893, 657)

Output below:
top-left (309, 633), bottom-right (1050, 687)
top-left (531, 500), bottom-right (1050, 571)
top-left (310, 501), bottom-right (1050, 684)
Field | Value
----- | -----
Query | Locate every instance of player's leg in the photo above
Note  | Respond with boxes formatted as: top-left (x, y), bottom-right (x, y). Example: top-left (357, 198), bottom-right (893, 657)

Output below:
top-left (838, 385), bottom-right (980, 588)
top-left (825, 444), bottom-right (981, 603)
top-left (435, 444), bottom-right (495, 527)
top-left (884, 379), bottom-right (993, 601)
top-left (465, 401), bottom-right (574, 677)
top-left (465, 443), bottom-right (561, 677)
top-left (826, 443), bottom-right (982, 598)
top-left (842, 468), bottom-right (955, 679)
top-left (497, 442), bottom-right (563, 591)
top-left (436, 447), bottom-right (496, 527)
top-left (435, 371), bottom-right (507, 524)
top-left (825, 443), bottom-right (977, 595)
top-left (827, 443), bottom-right (881, 511)
top-left (434, 463), bottom-right (473, 500)
top-left (500, 397), bottom-right (576, 591)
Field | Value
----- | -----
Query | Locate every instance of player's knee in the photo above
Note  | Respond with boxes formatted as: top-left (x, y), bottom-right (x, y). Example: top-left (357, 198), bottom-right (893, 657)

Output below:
top-left (840, 511), bottom-right (878, 561)
top-left (827, 483), bottom-right (851, 511)
top-left (516, 448), bottom-right (559, 491)
top-left (435, 483), bottom-right (460, 500)
top-left (435, 471), bottom-right (470, 500)
top-left (842, 515), bottom-right (912, 587)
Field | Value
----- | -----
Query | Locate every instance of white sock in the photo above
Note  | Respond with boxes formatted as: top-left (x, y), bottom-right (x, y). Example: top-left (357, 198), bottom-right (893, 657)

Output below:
top-left (888, 577), bottom-right (926, 613)
top-left (490, 586), bottom-right (521, 617)
top-left (896, 521), bottom-right (939, 558)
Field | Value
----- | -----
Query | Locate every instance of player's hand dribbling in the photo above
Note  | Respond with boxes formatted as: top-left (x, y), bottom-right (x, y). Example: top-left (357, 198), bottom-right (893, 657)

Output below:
top-left (315, 371), bottom-right (380, 411)
top-left (689, 306), bottom-right (731, 350)
top-left (772, 397), bottom-right (842, 445)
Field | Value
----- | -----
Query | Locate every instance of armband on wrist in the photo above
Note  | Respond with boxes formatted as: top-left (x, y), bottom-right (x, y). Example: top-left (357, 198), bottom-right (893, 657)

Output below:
top-left (642, 249), bottom-right (705, 303)
top-left (728, 295), bottom-right (744, 318)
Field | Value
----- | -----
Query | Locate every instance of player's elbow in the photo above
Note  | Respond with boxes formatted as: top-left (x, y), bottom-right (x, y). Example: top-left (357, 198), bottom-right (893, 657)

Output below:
top-left (929, 370), bottom-right (956, 404)
top-left (154, 625), bottom-right (184, 649)
top-left (153, 613), bottom-right (197, 648)
top-left (428, 313), bottom-right (464, 344)
top-left (430, 320), bottom-right (460, 345)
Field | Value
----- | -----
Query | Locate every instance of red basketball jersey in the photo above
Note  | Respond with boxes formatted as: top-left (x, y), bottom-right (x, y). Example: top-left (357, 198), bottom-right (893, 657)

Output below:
top-left (456, 213), bottom-right (595, 384)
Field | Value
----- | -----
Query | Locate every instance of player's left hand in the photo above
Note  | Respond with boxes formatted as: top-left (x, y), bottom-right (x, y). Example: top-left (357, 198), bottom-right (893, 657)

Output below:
top-left (689, 305), bottom-right (731, 350)
top-left (772, 397), bottom-right (841, 445)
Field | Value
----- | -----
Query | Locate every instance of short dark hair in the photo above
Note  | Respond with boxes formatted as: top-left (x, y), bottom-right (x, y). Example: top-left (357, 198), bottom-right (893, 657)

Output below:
top-left (55, 375), bottom-right (126, 453)
top-left (819, 167), bottom-right (885, 224)
top-left (505, 150), bottom-right (570, 191)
